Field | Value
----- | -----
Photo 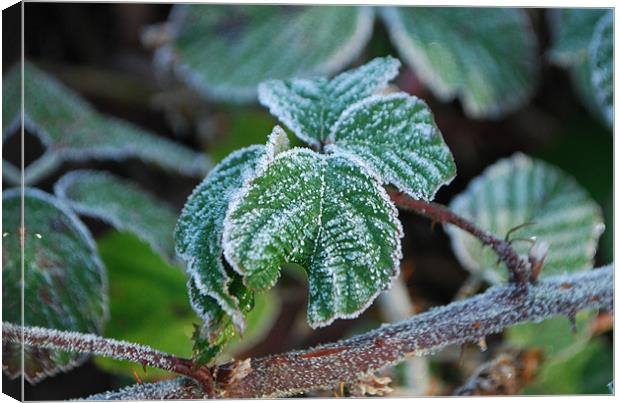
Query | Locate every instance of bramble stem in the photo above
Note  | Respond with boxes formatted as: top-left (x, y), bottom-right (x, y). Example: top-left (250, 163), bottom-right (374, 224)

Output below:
top-left (1, 323), bottom-right (215, 397)
top-left (222, 265), bottom-right (612, 398)
top-left (5, 266), bottom-right (612, 399)
top-left (388, 191), bottom-right (530, 285)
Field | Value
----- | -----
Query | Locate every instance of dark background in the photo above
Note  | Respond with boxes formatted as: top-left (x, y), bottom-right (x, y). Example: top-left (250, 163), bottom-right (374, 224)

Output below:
top-left (2, 3), bottom-right (613, 400)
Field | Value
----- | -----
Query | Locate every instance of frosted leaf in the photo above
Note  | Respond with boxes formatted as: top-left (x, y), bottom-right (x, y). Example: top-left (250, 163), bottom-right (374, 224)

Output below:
top-left (446, 153), bottom-right (604, 284)
top-left (2, 189), bottom-right (107, 383)
top-left (381, 7), bottom-right (538, 118)
top-left (223, 148), bottom-right (403, 328)
top-left (589, 12), bottom-right (613, 127)
top-left (548, 8), bottom-right (608, 66)
top-left (326, 93), bottom-right (455, 200)
top-left (2, 62), bottom-right (210, 184)
top-left (258, 56), bottom-right (401, 147)
top-left (161, 5), bottom-right (374, 102)
top-left (54, 170), bottom-right (178, 262)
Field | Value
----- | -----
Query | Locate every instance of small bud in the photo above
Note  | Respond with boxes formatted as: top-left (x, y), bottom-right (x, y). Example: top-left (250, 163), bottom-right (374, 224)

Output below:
top-left (528, 241), bottom-right (549, 282)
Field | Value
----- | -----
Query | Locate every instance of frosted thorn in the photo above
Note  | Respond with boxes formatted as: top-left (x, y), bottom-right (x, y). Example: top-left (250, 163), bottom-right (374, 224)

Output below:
top-left (350, 373), bottom-right (392, 396)
top-left (478, 337), bottom-right (488, 352)
top-left (504, 221), bottom-right (537, 242)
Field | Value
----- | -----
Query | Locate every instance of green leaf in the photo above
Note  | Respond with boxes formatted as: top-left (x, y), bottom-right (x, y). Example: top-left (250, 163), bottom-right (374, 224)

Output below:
top-left (94, 232), bottom-right (195, 381)
top-left (55, 170), bottom-right (178, 263)
top-left (508, 311), bottom-right (612, 394)
top-left (325, 92), bottom-right (455, 200)
top-left (381, 7), bottom-right (538, 118)
top-left (446, 153), bottom-right (604, 283)
top-left (2, 188), bottom-right (107, 383)
top-left (222, 148), bottom-right (403, 328)
top-left (259, 56), bottom-right (401, 147)
top-left (2, 62), bottom-right (210, 184)
top-left (175, 127), bottom-right (289, 363)
top-left (165, 5), bottom-right (374, 102)
top-left (589, 12), bottom-right (613, 127)
top-left (548, 8), bottom-right (607, 66)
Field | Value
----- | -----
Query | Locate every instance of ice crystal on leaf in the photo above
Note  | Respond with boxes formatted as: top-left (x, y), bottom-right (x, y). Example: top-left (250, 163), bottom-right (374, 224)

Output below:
top-left (159, 5), bottom-right (374, 102)
top-left (446, 153), bottom-right (604, 284)
top-left (258, 56), bottom-right (401, 147)
top-left (222, 148), bottom-right (403, 328)
top-left (2, 189), bottom-right (107, 383)
top-left (589, 12), bottom-right (613, 127)
top-left (54, 170), bottom-right (178, 263)
top-left (2, 62), bottom-right (210, 185)
top-left (175, 128), bottom-right (289, 363)
top-left (325, 93), bottom-right (455, 200)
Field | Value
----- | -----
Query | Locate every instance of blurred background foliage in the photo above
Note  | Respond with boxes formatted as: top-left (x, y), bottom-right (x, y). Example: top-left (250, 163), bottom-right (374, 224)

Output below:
top-left (2, 3), bottom-right (612, 399)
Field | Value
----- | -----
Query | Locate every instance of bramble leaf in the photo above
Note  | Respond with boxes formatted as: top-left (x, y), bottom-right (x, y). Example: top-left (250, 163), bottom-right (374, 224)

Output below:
top-left (259, 56), bottom-right (401, 147)
top-left (55, 170), bottom-right (178, 262)
top-left (325, 92), bottom-right (455, 200)
top-left (2, 62), bottom-right (210, 184)
top-left (223, 148), bottom-right (403, 328)
top-left (162, 5), bottom-right (374, 102)
top-left (589, 12), bottom-right (613, 127)
top-left (548, 8), bottom-right (607, 66)
top-left (2, 189), bottom-right (107, 383)
top-left (446, 153), bottom-right (604, 283)
top-left (175, 128), bottom-right (289, 362)
top-left (381, 7), bottom-right (538, 118)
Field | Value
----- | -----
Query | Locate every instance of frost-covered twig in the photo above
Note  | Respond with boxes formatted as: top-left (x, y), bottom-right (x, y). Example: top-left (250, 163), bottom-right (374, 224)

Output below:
top-left (1, 323), bottom-right (214, 397)
top-left (388, 191), bottom-right (530, 285)
top-left (221, 265), bottom-right (612, 398)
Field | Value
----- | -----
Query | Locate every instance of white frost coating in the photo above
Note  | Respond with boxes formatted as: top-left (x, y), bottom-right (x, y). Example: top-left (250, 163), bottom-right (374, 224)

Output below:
top-left (258, 56), bottom-right (401, 146)
top-left (83, 377), bottom-right (203, 400)
top-left (326, 92), bottom-right (456, 201)
top-left (3, 62), bottom-right (211, 184)
top-left (446, 153), bottom-right (605, 283)
top-left (166, 6), bottom-right (376, 103)
top-left (222, 148), bottom-right (403, 328)
top-left (256, 125), bottom-right (290, 175)
top-left (589, 12), bottom-right (613, 127)
top-left (380, 7), bottom-right (538, 119)
top-left (175, 145), bottom-right (266, 332)
top-left (54, 170), bottom-right (178, 262)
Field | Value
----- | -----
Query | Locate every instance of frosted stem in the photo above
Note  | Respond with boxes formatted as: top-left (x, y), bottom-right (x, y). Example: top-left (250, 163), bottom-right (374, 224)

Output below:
top-left (1, 323), bottom-right (215, 397)
top-left (222, 265), bottom-right (612, 398)
top-left (388, 191), bottom-right (530, 285)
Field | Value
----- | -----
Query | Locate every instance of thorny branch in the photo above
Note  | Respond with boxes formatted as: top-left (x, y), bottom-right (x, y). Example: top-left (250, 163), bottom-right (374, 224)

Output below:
top-left (388, 191), bottom-right (531, 286)
top-left (221, 265), bottom-right (612, 398)
top-left (1, 323), bottom-right (216, 397)
top-left (4, 266), bottom-right (612, 399)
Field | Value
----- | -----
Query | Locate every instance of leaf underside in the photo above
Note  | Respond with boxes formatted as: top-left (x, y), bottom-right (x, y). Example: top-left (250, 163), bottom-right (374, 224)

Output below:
top-left (446, 153), bottom-right (604, 283)
top-left (54, 170), bottom-right (179, 263)
top-left (2, 189), bottom-right (107, 383)
top-left (223, 148), bottom-right (403, 328)
top-left (167, 4), bottom-right (374, 102)
top-left (2, 62), bottom-right (210, 183)
top-left (381, 7), bottom-right (538, 118)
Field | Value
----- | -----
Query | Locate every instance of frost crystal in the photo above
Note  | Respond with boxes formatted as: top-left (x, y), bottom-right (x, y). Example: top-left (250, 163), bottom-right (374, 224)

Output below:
top-left (2, 62), bottom-right (210, 184)
top-left (326, 92), bottom-right (456, 200)
top-left (222, 148), bottom-right (403, 328)
top-left (258, 56), bottom-right (401, 147)
top-left (54, 170), bottom-right (178, 262)
top-left (381, 7), bottom-right (538, 118)
top-left (446, 153), bottom-right (604, 283)
top-left (160, 5), bottom-right (375, 102)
